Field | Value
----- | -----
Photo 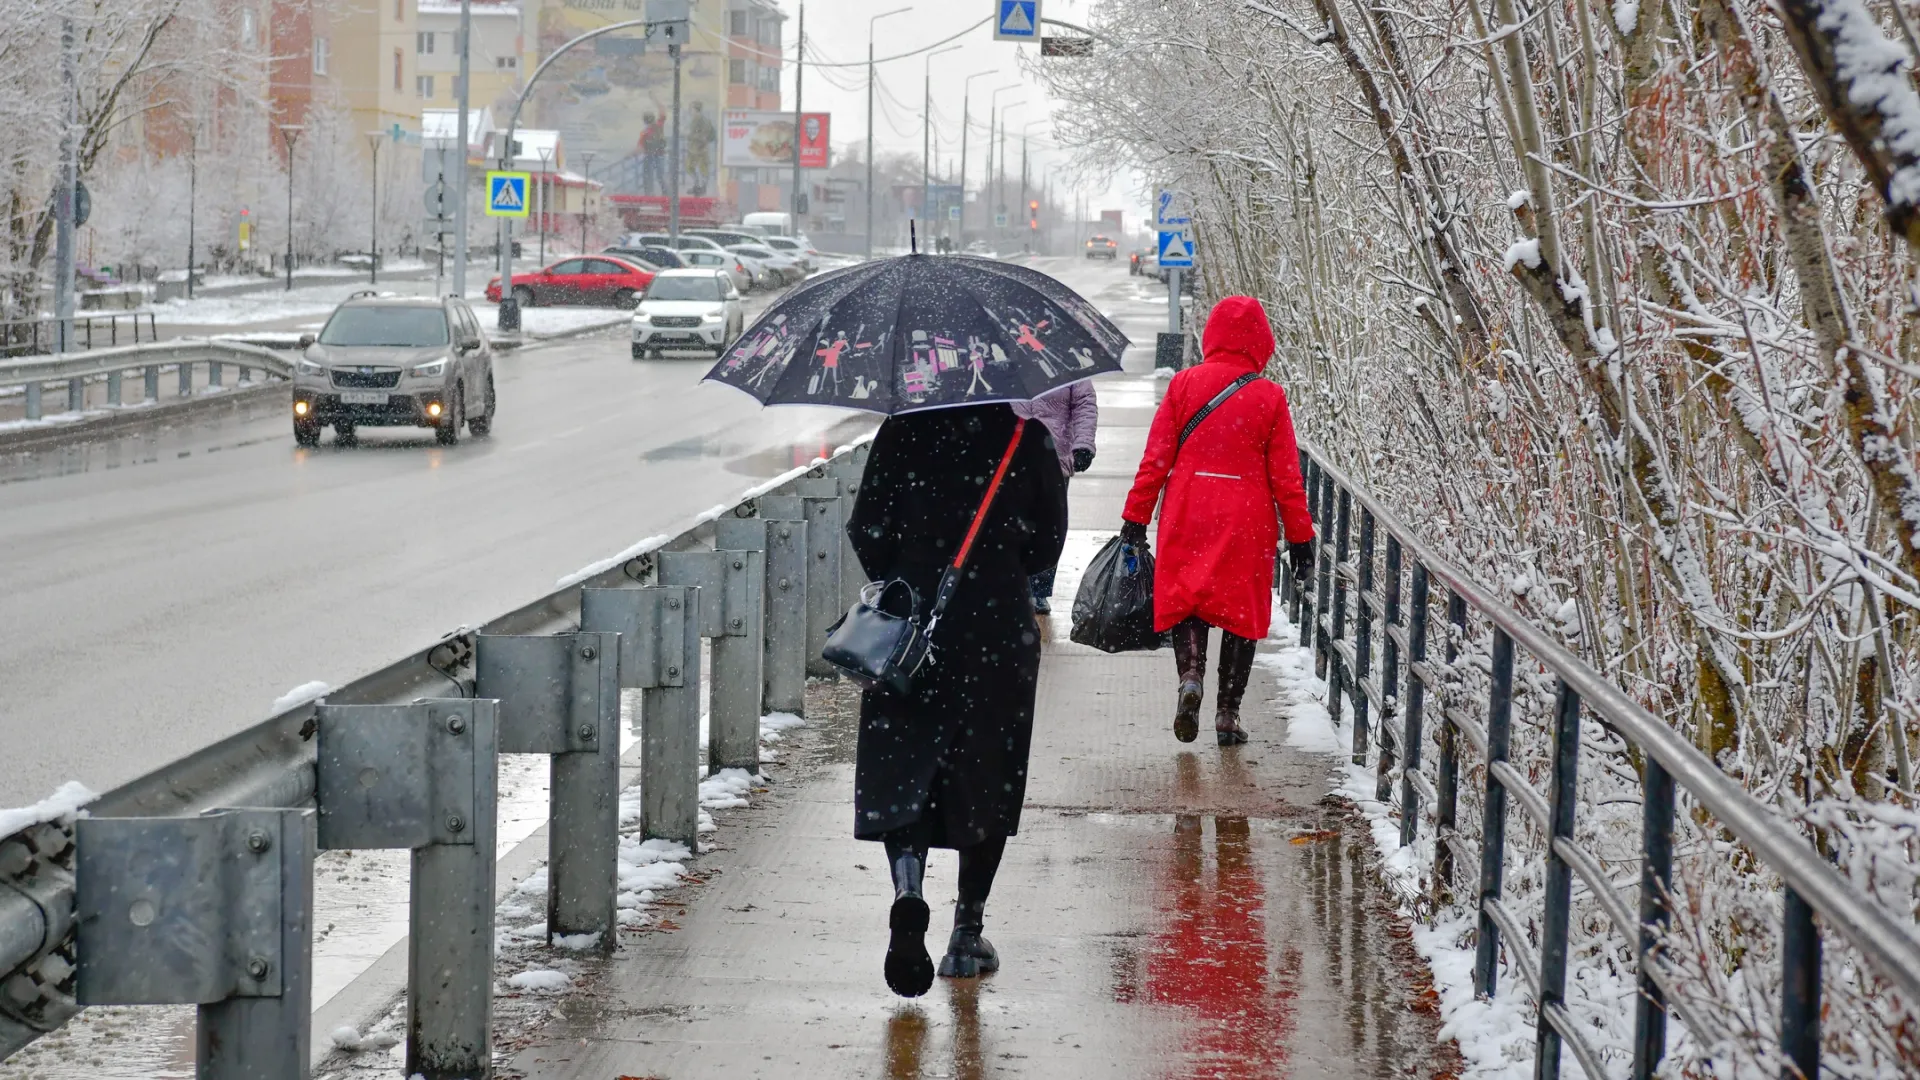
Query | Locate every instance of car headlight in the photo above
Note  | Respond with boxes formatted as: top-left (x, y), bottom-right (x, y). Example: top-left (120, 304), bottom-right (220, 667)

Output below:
top-left (410, 358), bottom-right (448, 378)
top-left (297, 358), bottom-right (324, 376)
top-left (702, 309), bottom-right (724, 322)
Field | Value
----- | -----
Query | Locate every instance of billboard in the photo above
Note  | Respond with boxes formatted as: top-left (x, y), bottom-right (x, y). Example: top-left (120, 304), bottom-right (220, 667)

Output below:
top-left (724, 111), bottom-right (831, 170)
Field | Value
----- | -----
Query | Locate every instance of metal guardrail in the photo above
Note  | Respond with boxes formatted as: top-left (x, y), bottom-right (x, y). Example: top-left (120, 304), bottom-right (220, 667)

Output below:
top-left (0, 339), bottom-right (292, 423)
top-left (0, 442), bottom-right (870, 1076)
top-left (1283, 443), bottom-right (1920, 1080)
top-left (0, 312), bottom-right (159, 359)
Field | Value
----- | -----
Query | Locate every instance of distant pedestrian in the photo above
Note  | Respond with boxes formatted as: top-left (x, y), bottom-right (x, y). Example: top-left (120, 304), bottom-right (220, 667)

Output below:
top-left (847, 404), bottom-right (1067, 997)
top-left (1011, 380), bottom-right (1098, 613)
top-left (1119, 295), bottom-right (1315, 745)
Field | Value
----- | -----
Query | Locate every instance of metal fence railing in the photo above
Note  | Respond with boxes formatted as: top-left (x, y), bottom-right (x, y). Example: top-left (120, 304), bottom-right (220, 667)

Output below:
top-left (1284, 444), bottom-right (1920, 1080)
top-left (0, 339), bottom-right (293, 423)
top-left (0, 443), bottom-right (870, 1077)
top-left (0, 313), bottom-right (159, 359)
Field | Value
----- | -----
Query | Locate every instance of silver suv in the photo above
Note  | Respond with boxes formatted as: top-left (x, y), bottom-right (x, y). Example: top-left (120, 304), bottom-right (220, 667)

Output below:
top-left (292, 293), bottom-right (495, 447)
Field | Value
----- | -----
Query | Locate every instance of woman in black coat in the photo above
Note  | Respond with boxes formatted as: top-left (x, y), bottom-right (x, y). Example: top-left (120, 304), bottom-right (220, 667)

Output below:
top-left (846, 402), bottom-right (1068, 997)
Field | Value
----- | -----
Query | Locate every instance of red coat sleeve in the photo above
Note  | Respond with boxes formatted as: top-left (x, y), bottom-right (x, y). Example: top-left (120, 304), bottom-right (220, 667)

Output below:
top-left (1267, 386), bottom-right (1315, 544)
top-left (1122, 377), bottom-right (1185, 525)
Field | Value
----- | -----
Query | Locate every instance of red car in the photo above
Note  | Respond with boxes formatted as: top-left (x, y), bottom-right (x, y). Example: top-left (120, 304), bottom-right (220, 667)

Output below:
top-left (486, 255), bottom-right (657, 308)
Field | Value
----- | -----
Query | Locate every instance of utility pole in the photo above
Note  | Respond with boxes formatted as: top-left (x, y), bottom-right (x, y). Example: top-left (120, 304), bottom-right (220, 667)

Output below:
top-left (52, 17), bottom-right (77, 354)
top-left (920, 45), bottom-right (959, 248)
top-left (668, 38), bottom-right (683, 243)
top-left (1019, 134), bottom-right (1029, 253)
top-left (579, 150), bottom-right (596, 253)
top-left (790, 2), bottom-right (804, 227)
top-left (366, 132), bottom-right (383, 284)
top-left (866, 7), bottom-right (910, 258)
top-left (454, 0), bottom-right (472, 295)
top-left (279, 125), bottom-right (303, 292)
top-left (186, 126), bottom-right (197, 300)
top-left (958, 73), bottom-right (996, 248)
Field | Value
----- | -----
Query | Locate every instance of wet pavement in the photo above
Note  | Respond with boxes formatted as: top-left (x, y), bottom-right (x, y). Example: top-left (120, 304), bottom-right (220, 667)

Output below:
top-left (498, 302), bottom-right (1457, 1079)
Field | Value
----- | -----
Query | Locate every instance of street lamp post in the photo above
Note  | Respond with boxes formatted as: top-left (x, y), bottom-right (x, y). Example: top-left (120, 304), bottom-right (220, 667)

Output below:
top-left (365, 131), bottom-right (384, 285)
top-left (536, 144), bottom-right (554, 264)
top-left (278, 124), bottom-right (304, 291)
top-left (986, 86), bottom-right (1020, 243)
top-left (1021, 119), bottom-right (1046, 253)
top-left (958, 71), bottom-right (997, 247)
top-left (578, 150), bottom-right (596, 254)
top-left (921, 44), bottom-right (961, 250)
top-left (186, 125), bottom-right (197, 300)
top-left (866, 6), bottom-right (911, 259)
top-left (992, 99), bottom-right (1023, 243)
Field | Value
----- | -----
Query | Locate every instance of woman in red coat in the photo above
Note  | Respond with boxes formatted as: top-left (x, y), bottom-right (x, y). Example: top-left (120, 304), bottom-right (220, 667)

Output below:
top-left (1120, 296), bottom-right (1316, 744)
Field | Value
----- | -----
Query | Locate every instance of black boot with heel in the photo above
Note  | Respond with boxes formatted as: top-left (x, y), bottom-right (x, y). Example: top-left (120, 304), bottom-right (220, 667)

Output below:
top-left (1172, 619), bottom-right (1209, 743)
top-left (1215, 632), bottom-right (1256, 745)
top-left (938, 837), bottom-right (1006, 979)
top-left (884, 843), bottom-right (934, 997)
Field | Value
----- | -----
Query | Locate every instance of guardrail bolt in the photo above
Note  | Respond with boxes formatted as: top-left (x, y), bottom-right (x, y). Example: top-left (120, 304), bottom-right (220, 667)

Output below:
top-left (446, 714), bottom-right (467, 735)
top-left (245, 957), bottom-right (271, 981)
top-left (730, 617), bottom-right (744, 630)
top-left (816, 550), bottom-right (827, 560)
top-left (668, 597), bottom-right (681, 610)
top-left (580, 645), bottom-right (597, 661)
top-left (778, 578), bottom-right (792, 591)
top-left (667, 665), bottom-right (681, 679)
top-left (245, 830), bottom-right (272, 854)
top-left (446, 814), bottom-right (466, 834)
top-left (778, 527), bottom-right (791, 539)
top-left (732, 558), bottom-right (744, 570)
top-left (578, 724), bottom-right (596, 741)
top-left (0, 839), bottom-right (32, 877)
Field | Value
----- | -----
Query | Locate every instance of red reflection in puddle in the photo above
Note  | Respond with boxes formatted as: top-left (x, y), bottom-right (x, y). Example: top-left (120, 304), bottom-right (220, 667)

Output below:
top-left (1120, 813), bottom-right (1299, 1079)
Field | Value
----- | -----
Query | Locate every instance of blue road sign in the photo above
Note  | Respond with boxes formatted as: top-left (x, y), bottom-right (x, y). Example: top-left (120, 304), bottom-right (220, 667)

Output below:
top-left (1157, 228), bottom-right (1194, 268)
top-left (485, 171), bottom-right (529, 218)
top-left (995, 0), bottom-right (1040, 42)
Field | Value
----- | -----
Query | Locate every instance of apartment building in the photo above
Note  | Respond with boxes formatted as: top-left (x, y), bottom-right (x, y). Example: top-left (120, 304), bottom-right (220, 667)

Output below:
top-left (415, 0), bottom-right (530, 115)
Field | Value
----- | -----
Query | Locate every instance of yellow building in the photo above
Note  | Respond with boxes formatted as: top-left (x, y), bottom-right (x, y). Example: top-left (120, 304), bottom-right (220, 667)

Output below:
top-left (322, 0), bottom-right (423, 140)
top-left (415, 0), bottom-right (532, 116)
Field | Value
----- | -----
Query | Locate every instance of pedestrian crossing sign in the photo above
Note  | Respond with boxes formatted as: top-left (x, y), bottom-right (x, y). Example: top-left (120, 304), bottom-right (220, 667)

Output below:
top-left (1158, 228), bottom-right (1194, 268)
top-left (485, 171), bottom-right (529, 218)
top-left (994, 0), bottom-right (1040, 41)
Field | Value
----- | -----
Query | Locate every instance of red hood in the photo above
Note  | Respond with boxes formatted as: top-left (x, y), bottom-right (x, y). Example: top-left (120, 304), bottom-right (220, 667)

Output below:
top-left (1200, 295), bottom-right (1274, 372)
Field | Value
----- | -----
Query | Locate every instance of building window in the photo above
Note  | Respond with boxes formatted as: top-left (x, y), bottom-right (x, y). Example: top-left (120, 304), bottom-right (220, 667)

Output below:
top-left (417, 75), bottom-right (434, 98)
top-left (729, 11), bottom-right (748, 36)
top-left (729, 58), bottom-right (747, 84)
top-left (495, 55), bottom-right (517, 69)
top-left (758, 65), bottom-right (778, 91)
top-left (393, 48), bottom-right (402, 91)
top-left (313, 36), bottom-right (329, 75)
top-left (417, 31), bottom-right (433, 54)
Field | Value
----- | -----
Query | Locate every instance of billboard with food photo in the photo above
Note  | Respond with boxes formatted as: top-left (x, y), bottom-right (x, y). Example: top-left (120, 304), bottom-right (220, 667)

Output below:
top-left (724, 111), bottom-right (831, 170)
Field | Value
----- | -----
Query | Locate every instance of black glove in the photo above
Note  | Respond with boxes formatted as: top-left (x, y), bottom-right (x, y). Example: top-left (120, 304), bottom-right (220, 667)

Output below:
top-left (1072, 447), bottom-right (1095, 473)
top-left (1120, 520), bottom-right (1149, 546)
top-left (1288, 540), bottom-right (1316, 583)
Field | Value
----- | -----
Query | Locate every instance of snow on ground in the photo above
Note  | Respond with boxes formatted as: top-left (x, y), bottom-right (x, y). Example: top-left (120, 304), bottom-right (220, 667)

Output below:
top-left (270, 680), bottom-right (331, 713)
top-left (505, 969), bottom-right (572, 993)
top-left (499, 306), bottom-right (630, 338)
top-left (0, 780), bottom-right (95, 839)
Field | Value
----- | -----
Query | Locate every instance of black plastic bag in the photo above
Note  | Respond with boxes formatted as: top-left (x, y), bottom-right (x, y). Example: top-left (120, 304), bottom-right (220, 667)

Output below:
top-left (1070, 535), bottom-right (1167, 653)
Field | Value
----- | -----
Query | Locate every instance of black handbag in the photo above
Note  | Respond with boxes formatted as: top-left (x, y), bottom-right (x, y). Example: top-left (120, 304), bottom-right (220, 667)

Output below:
top-left (822, 419), bottom-right (1028, 696)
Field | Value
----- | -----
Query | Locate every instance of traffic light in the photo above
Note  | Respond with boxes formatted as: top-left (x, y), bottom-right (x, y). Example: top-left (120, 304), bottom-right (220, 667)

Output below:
top-left (1029, 200), bottom-right (1039, 230)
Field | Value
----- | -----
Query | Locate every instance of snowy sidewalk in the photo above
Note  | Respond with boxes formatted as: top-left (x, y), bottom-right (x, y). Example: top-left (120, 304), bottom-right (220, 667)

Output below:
top-left (366, 367), bottom-right (1461, 1079)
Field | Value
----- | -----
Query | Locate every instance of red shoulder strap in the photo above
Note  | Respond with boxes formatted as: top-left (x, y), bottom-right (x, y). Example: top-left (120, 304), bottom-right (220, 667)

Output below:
top-left (951, 419), bottom-right (1026, 571)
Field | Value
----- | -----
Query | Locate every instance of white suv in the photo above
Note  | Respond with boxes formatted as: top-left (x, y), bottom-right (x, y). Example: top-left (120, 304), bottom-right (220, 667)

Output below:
top-left (631, 269), bottom-right (745, 359)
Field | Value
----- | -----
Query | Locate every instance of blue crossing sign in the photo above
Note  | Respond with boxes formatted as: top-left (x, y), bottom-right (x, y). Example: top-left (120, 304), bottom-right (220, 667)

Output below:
top-left (1157, 228), bottom-right (1194, 268)
top-left (485, 171), bottom-right (529, 218)
top-left (994, 0), bottom-right (1040, 42)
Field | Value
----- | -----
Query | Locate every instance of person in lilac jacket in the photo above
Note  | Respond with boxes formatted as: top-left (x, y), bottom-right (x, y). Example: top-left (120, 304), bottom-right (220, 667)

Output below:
top-left (1010, 379), bottom-right (1098, 613)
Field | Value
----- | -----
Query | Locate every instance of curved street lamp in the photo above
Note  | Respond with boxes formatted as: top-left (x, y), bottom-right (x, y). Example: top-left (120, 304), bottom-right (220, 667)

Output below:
top-left (921, 44), bottom-right (962, 241)
top-left (957, 70), bottom-right (997, 242)
top-left (865, 6), bottom-right (913, 258)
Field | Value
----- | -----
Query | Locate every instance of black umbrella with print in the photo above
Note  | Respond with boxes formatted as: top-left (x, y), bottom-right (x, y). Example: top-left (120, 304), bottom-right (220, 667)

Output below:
top-left (701, 252), bottom-right (1130, 414)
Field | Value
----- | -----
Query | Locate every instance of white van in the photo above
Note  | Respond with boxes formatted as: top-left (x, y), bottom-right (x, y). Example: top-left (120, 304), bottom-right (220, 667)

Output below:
top-left (741, 211), bottom-right (793, 237)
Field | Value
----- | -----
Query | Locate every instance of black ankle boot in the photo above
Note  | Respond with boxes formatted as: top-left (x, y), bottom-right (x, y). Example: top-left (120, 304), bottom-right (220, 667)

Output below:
top-left (884, 845), bottom-right (934, 997)
top-left (937, 901), bottom-right (1000, 978)
top-left (1172, 620), bottom-right (1209, 743)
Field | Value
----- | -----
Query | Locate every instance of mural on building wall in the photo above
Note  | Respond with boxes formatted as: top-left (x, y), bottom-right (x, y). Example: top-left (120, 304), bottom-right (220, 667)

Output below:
top-left (535, 0), bottom-right (723, 195)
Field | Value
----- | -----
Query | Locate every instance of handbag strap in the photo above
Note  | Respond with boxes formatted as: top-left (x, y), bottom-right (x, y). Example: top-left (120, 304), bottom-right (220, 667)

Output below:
top-left (927, 419), bottom-right (1027, 630)
top-left (1175, 372), bottom-right (1260, 457)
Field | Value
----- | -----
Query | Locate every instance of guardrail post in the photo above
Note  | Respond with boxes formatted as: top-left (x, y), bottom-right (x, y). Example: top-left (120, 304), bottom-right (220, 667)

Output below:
top-left (208, 359), bottom-right (223, 389)
top-left (1352, 505), bottom-right (1374, 768)
top-left (238, 363), bottom-right (252, 385)
top-left (718, 515), bottom-right (810, 717)
top-left (659, 547), bottom-right (765, 772)
top-left (66, 377), bottom-right (83, 413)
top-left (1377, 532), bottom-right (1400, 802)
top-left (797, 484), bottom-right (846, 678)
top-left (1536, 679), bottom-right (1581, 1080)
top-left (1314, 469), bottom-right (1335, 675)
top-left (1327, 486), bottom-right (1352, 727)
top-left (106, 370), bottom-right (122, 407)
top-left (1434, 590), bottom-right (1466, 901)
top-left (179, 361), bottom-right (193, 398)
top-left (23, 382), bottom-right (40, 421)
top-left (313, 698), bottom-right (498, 1079)
top-left (475, 633), bottom-right (623, 945)
top-left (144, 364), bottom-right (159, 402)
top-left (1781, 887), bottom-right (1821, 1080)
top-left (582, 585), bottom-right (702, 849)
top-left (75, 807), bottom-right (317, 1079)
top-left (825, 452), bottom-right (870, 610)
top-left (1399, 561), bottom-right (1430, 847)
top-left (1472, 627), bottom-right (1515, 999)
top-left (1632, 757), bottom-right (1674, 1080)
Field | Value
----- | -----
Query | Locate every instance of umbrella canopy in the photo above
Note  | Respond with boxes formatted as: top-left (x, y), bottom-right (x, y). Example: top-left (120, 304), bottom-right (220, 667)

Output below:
top-left (703, 254), bottom-right (1131, 414)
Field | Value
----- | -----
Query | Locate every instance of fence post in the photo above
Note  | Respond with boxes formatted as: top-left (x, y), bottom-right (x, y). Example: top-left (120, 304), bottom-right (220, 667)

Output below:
top-left (312, 698), bottom-right (499, 1079)
top-left (75, 807), bottom-right (318, 1079)
top-left (1781, 887), bottom-right (1821, 1080)
top-left (825, 451), bottom-right (870, 611)
top-left (179, 361), bottom-right (193, 398)
top-left (208, 359), bottom-right (223, 389)
top-left (24, 383), bottom-right (40, 421)
top-left (1632, 757), bottom-right (1675, 1080)
top-left (1399, 562), bottom-right (1430, 847)
top-left (717, 515), bottom-right (810, 717)
top-left (658, 547), bottom-right (766, 773)
top-left (798, 486), bottom-right (846, 678)
top-left (144, 364), bottom-right (159, 402)
top-left (107, 370), bottom-right (122, 407)
top-left (1535, 679), bottom-right (1582, 1080)
top-left (1327, 486), bottom-right (1351, 728)
top-left (582, 585), bottom-right (703, 849)
top-left (1352, 506), bottom-right (1374, 768)
top-left (1472, 627), bottom-right (1515, 998)
top-left (1434, 590), bottom-right (1466, 900)
top-left (1314, 470), bottom-right (1335, 675)
top-left (1377, 533), bottom-right (1401, 803)
top-left (67, 377), bottom-right (83, 413)
top-left (474, 632), bottom-right (623, 945)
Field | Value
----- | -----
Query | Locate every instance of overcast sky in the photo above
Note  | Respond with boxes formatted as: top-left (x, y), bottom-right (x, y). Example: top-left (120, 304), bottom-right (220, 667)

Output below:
top-left (771, 0), bottom-right (1145, 229)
